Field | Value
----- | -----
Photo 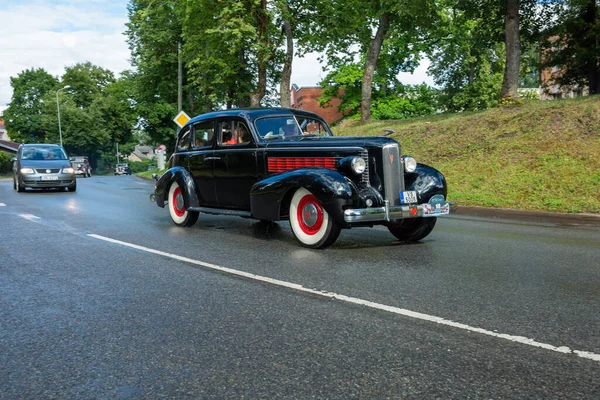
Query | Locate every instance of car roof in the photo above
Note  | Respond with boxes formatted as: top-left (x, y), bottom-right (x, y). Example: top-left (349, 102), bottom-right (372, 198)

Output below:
top-left (20, 143), bottom-right (63, 148)
top-left (184, 107), bottom-right (326, 128)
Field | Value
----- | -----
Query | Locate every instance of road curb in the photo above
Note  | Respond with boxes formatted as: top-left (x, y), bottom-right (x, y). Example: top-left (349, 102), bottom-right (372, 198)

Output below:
top-left (454, 206), bottom-right (600, 227)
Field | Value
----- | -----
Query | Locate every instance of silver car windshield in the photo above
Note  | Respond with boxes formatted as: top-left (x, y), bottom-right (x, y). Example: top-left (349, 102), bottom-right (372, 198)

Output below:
top-left (21, 147), bottom-right (67, 160)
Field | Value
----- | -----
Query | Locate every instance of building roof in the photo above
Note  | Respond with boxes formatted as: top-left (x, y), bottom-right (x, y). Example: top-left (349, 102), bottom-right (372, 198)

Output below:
top-left (0, 140), bottom-right (19, 153)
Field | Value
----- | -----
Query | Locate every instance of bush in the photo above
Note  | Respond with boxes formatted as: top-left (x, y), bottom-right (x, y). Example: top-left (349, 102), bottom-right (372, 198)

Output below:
top-left (129, 159), bottom-right (156, 173)
top-left (0, 152), bottom-right (14, 175)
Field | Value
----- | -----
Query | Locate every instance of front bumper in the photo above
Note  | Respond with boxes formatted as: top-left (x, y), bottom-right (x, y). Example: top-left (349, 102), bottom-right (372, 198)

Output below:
top-left (20, 174), bottom-right (75, 188)
top-left (344, 200), bottom-right (456, 223)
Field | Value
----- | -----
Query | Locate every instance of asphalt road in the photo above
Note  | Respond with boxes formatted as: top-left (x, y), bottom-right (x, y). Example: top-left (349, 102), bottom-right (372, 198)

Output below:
top-left (1, 176), bottom-right (599, 399)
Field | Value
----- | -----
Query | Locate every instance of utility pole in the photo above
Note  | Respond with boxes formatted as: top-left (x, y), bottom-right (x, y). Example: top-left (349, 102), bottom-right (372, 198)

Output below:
top-left (178, 41), bottom-right (183, 112)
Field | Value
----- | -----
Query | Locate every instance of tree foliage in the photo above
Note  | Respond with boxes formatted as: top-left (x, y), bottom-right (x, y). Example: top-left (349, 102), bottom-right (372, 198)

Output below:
top-left (540, 0), bottom-right (600, 94)
top-left (4, 68), bottom-right (58, 143)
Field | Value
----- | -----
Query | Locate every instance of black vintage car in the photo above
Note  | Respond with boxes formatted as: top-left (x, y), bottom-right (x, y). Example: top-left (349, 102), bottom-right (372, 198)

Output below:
top-left (151, 108), bottom-right (453, 248)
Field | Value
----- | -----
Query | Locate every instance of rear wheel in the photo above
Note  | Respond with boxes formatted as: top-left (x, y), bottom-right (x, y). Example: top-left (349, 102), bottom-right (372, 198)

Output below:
top-left (289, 188), bottom-right (341, 249)
top-left (387, 217), bottom-right (437, 242)
top-left (168, 182), bottom-right (199, 227)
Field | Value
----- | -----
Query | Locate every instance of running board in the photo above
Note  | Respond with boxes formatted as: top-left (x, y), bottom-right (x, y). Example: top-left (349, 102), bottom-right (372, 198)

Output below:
top-left (187, 207), bottom-right (252, 218)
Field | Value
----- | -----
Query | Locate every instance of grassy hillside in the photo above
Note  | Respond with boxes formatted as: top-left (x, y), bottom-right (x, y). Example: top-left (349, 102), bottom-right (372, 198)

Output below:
top-left (332, 96), bottom-right (600, 214)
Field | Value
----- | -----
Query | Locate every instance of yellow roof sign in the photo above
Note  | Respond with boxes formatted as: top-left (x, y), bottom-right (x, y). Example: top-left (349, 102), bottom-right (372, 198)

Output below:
top-left (173, 111), bottom-right (191, 128)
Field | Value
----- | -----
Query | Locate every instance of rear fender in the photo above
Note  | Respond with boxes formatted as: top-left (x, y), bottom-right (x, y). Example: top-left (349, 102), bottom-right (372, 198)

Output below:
top-left (250, 169), bottom-right (357, 223)
top-left (154, 167), bottom-right (200, 209)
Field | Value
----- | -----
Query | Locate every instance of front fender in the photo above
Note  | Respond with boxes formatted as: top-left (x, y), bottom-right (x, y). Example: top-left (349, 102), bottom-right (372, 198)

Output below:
top-left (154, 167), bottom-right (200, 209)
top-left (405, 163), bottom-right (448, 203)
top-left (250, 169), bottom-right (357, 223)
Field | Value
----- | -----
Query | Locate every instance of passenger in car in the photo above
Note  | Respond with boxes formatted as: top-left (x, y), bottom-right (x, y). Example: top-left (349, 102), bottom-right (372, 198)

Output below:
top-left (225, 126), bottom-right (248, 145)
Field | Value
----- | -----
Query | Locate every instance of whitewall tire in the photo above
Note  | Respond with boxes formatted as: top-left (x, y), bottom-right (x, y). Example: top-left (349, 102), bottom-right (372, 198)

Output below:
top-left (168, 182), bottom-right (199, 227)
top-left (289, 188), bottom-right (341, 249)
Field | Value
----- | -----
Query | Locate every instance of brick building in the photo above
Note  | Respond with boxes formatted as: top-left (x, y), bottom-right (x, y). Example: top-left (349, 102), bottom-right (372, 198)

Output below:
top-left (290, 84), bottom-right (345, 125)
top-left (539, 36), bottom-right (590, 100)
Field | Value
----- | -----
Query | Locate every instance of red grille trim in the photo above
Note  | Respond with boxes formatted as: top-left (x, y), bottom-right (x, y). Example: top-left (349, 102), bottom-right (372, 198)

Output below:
top-left (268, 157), bottom-right (337, 172)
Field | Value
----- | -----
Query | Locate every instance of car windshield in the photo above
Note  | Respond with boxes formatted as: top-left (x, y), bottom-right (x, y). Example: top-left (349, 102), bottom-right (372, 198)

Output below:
top-left (255, 117), bottom-right (303, 139)
top-left (21, 146), bottom-right (67, 160)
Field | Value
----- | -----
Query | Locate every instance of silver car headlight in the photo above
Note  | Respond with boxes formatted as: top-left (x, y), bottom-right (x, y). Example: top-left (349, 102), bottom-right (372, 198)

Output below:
top-left (62, 167), bottom-right (74, 174)
top-left (351, 157), bottom-right (366, 174)
top-left (20, 167), bottom-right (35, 174)
top-left (403, 156), bottom-right (417, 173)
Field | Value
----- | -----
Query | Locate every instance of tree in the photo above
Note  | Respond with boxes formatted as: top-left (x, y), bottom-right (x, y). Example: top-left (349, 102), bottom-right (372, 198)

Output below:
top-left (4, 68), bottom-right (58, 143)
top-left (62, 62), bottom-right (116, 108)
top-left (540, 0), bottom-right (600, 94)
top-left (499, 0), bottom-right (521, 103)
top-left (300, 0), bottom-right (437, 121)
top-left (126, 0), bottom-right (185, 147)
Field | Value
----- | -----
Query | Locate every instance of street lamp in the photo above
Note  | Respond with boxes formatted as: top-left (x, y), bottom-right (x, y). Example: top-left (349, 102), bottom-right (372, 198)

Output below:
top-left (56, 85), bottom-right (70, 146)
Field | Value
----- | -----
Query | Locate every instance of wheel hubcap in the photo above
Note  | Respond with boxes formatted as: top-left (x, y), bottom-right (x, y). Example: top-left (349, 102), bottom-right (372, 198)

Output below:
top-left (302, 203), bottom-right (319, 227)
top-left (297, 194), bottom-right (324, 235)
top-left (172, 186), bottom-right (185, 217)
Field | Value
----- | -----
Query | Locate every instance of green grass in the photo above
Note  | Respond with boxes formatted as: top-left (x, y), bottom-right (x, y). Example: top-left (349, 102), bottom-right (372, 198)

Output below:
top-left (331, 96), bottom-right (600, 214)
top-left (136, 168), bottom-right (166, 180)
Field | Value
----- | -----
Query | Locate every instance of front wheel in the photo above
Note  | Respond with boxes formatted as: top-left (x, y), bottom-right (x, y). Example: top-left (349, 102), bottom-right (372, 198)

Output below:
top-left (15, 178), bottom-right (24, 192)
top-left (168, 182), bottom-right (199, 227)
top-left (387, 217), bottom-right (437, 242)
top-left (289, 188), bottom-right (341, 249)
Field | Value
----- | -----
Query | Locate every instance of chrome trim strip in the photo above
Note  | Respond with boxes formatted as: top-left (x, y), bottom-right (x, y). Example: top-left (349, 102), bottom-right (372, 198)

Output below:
top-left (344, 202), bottom-right (455, 223)
top-left (187, 207), bottom-right (252, 217)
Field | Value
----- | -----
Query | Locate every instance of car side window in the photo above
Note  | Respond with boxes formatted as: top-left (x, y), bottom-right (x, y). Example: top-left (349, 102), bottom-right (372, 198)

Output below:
top-left (296, 116), bottom-right (329, 136)
top-left (219, 120), bottom-right (251, 146)
top-left (177, 126), bottom-right (192, 152)
top-left (193, 120), bottom-right (215, 149)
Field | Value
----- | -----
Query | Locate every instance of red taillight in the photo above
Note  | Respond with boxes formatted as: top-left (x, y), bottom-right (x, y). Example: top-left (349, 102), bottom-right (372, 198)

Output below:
top-left (268, 157), bottom-right (336, 172)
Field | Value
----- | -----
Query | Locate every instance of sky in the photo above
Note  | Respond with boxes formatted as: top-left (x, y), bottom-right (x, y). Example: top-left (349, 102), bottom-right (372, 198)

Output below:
top-left (0, 0), bottom-right (433, 115)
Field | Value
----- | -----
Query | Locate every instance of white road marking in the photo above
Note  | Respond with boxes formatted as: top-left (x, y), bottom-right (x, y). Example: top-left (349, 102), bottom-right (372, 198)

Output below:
top-left (88, 233), bottom-right (600, 363)
top-left (19, 214), bottom-right (40, 220)
top-left (0, 203), bottom-right (6, 206)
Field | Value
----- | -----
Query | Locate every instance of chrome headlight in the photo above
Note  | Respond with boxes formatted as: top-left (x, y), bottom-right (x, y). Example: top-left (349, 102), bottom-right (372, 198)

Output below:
top-left (62, 167), bottom-right (74, 174)
top-left (20, 167), bottom-right (35, 174)
top-left (403, 156), bottom-right (417, 173)
top-left (351, 157), bottom-right (366, 174)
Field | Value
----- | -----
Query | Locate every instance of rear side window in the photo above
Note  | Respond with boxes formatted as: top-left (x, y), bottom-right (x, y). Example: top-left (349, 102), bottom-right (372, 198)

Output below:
top-left (193, 120), bottom-right (215, 148)
top-left (219, 120), bottom-right (251, 146)
top-left (177, 126), bottom-right (192, 152)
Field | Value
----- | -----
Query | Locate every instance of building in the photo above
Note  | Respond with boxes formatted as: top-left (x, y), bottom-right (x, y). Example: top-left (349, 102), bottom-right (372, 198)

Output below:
top-left (290, 84), bottom-right (345, 125)
top-left (127, 145), bottom-right (155, 162)
top-left (0, 117), bottom-right (9, 141)
top-left (539, 36), bottom-right (590, 100)
top-left (0, 139), bottom-right (19, 154)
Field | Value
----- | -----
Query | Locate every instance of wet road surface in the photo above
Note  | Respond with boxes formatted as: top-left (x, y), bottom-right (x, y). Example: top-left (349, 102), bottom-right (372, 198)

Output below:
top-left (1, 176), bottom-right (599, 398)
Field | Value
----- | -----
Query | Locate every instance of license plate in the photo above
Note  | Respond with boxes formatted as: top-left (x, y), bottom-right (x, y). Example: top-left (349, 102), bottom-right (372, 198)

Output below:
top-left (40, 176), bottom-right (58, 181)
top-left (422, 202), bottom-right (451, 217)
top-left (400, 191), bottom-right (417, 204)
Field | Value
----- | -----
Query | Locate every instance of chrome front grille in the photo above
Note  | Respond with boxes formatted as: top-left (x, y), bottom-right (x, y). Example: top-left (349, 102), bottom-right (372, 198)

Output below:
top-left (35, 169), bottom-right (60, 174)
top-left (360, 150), bottom-right (370, 184)
top-left (381, 144), bottom-right (404, 206)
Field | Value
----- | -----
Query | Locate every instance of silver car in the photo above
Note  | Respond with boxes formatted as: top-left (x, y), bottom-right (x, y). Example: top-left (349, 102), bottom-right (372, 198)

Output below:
top-left (12, 144), bottom-right (77, 192)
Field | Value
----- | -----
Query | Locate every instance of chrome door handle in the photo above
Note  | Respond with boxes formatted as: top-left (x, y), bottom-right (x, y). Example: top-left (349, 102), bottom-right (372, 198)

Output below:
top-left (204, 156), bottom-right (222, 161)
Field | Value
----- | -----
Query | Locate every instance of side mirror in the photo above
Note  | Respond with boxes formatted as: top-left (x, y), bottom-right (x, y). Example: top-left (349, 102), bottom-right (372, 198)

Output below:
top-left (151, 173), bottom-right (158, 181)
top-left (11, 157), bottom-right (16, 162)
